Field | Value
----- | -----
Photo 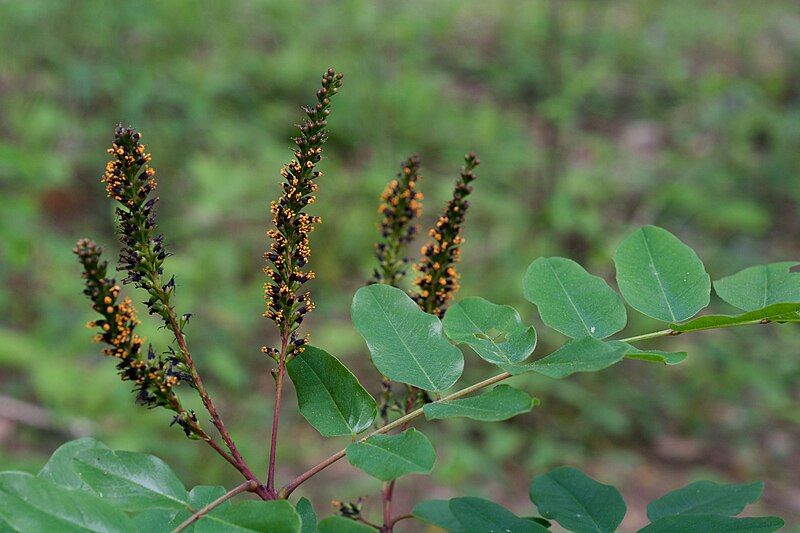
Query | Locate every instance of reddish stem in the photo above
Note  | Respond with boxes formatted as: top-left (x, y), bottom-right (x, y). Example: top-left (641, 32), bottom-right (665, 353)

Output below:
top-left (165, 309), bottom-right (269, 499)
top-left (266, 333), bottom-right (289, 498)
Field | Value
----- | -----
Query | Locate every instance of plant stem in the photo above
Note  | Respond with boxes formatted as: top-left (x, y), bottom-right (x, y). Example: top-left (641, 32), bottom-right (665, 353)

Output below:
top-left (389, 515), bottom-right (414, 528)
top-left (280, 371), bottom-right (509, 498)
top-left (620, 328), bottom-right (677, 343)
top-left (381, 481), bottom-right (394, 532)
top-left (266, 332), bottom-right (290, 498)
top-left (171, 480), bottom-right (258, 533)
top-left (163, 305), bottom-right (268, 499)
top-left (281, 317), bottom-right (777, 497)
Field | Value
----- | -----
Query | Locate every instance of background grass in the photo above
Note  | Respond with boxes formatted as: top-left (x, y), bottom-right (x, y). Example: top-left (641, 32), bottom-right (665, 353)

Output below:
top-left (1, 1), bottom-right (800, 530)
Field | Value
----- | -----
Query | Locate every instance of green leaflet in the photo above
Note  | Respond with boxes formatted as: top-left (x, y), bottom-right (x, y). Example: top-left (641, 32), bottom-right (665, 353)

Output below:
top-left (611, 341), bottom-right (687, 365)
top-left (503, 336), bottom-right (628, 378)
top-left (423, 385), bottom-right (535, 421)
top-left (194, 500), bottom-right (301, 533)
top-left (0, 471), bottom-right (135, 533)
top-left (38, 437), bottom-right (108, 493)
top-left (714, 262), bottom-right (800, 311)
top-left (669, 302), bottom-right (800, 332)
top-left (614, 225), bottom-right (710, 322)
top-left (346, 428), bottom-right (435, 481)
top-left (442, 296), bottom-right (537, 364)
top-left (647, 480), bottom-right (764, 521)
top-left (351, 284), bottom-right (463, 391)
top-left (287, 346), bottom-right (377, 437)
top-left (529, 466), bottom-right (626, 533)
top-left (449, 497), bottom-right (548, 532)
top-left (523, 257), bottom-right (626, 339)
top-left (296, 497), bottom-right (317, 533)
top-left (73, 448), bottom-right (190, 512)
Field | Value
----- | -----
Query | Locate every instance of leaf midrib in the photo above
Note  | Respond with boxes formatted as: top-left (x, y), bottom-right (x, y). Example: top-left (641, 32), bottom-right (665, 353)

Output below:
top-left (368, 290), bottom-right (437, 390)
top-left (548, 477), bottom-right (607, 533)
top-left (292, 356), bottom-right (354, 433)
top-left (75, 453), bottom-right (188, 508)
top-left (545, 261), bottom-right (594, 335)
top-left (640, 230), bottom-right (678, 322)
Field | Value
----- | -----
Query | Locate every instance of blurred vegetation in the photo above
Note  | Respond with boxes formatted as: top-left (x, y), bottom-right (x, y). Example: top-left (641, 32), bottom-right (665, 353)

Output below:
top-left (1, 0), bottom-right (800, 529)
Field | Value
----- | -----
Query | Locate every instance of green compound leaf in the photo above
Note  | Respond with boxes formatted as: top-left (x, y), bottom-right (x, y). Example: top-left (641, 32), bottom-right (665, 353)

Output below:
top-left (38, 437), bottom-right (108, 493)
top-left (714, 262), bottom-right (800, 311)
top-left (524, 257), bottom-right (627, 339)
top-left (503, 336), bottom-right (628, 378)
top-left (611, 341), bottom-right (687, 366)
top-left (614, 226), bottom-right (711, 322)
top-left (317, 516), bottom-right (375, 532)
top-left (639, 515), bottom-right (784, 532)
top-left (647, 480), bottom-right (764, 521)
top-left (346, 428), bottom-right (435, 481)
top-left (449, 497), bottom-right (549, 532)
top-left (296, 497), bottom-right (317, 533)
top-left (423, 385), bottom-right (535, 422)
top-left (529, 466), bottom-right (626, 533)
top-left (442, 297), bottom-right (537, 364)
top-left (670, 302), bottom-right (800, 332)
top-left (412, 499), bottom-right (464, 532)
top-left (351, 284), bottom-right (463, 391)
top-left (0, 471), bottom-right (135, 533)
top-left (195, 500), bottom-right (301, 533)
top-left (287, 346), bottom-right (377, 437)
top-left (73, 448), bottom-right (189, 512)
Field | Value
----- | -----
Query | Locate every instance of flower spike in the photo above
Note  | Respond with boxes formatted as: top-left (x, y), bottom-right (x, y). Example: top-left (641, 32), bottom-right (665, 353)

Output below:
top-left (412, 152), bottom-right (480, 317)
top-left (371, 154), bottom-right (424, 286)
top-left (263, 68), bottom-right (343, 358)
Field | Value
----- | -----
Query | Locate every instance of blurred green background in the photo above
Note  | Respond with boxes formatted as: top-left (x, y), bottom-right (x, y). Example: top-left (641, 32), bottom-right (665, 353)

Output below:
top-left (2, 1), bottom-right (800, 530)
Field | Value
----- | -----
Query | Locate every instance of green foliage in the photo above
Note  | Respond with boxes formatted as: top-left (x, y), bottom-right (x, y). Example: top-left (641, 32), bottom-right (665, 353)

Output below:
top-left (670, 302), bottom-right (800, 332)
top-left (351, 284), bottom-right (463, 391)
top-left (524, 257), bottom-right (627, 339)
top-left (442, 297), bottom-right (537, 364)
top-left (345, 428), bottom-right (436, 481)
top-left (529, 466), bottom-right (626, 533)
top-left (714, 262), bottom-right (800, 311)
top-left (193, 501), bottom-right (300, 533)
top-left (286, 346), bottom-right (376, 437)
top-left (423, 385), bottom-right (535, 422)
top-left (296, 497), bottom-right (317, 533)
top-left (37, 437), bottom-right (108, 493)
top-left (613, 342), bottom-right (687, 366)
top-left (412, 499), bottom-right (464, 532)
top-left (449, 497), bottom-right (548, 532)
top-left (503, 337), bottom-right (628, 378)
top-left (72, 449), bottom-right (189, 511)
top-left (647, 480), bottom-right (763, 521)
top-left (614, 226), bottom-right (711, 322)
top-left (0, 472), bottom-right (135, 532)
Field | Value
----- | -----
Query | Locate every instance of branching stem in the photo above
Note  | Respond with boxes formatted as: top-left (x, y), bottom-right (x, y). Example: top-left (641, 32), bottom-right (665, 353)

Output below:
top-left (171, 480), bottom-right (258, 533)
top-left (280, 318), bottom-right (775, 497)
top-left (162, 300), bottom-right (267, 499)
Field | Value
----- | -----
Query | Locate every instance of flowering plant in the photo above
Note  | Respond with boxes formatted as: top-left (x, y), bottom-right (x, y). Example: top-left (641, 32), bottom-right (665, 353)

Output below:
top-left (0, 69), bottom-right (794, 532)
